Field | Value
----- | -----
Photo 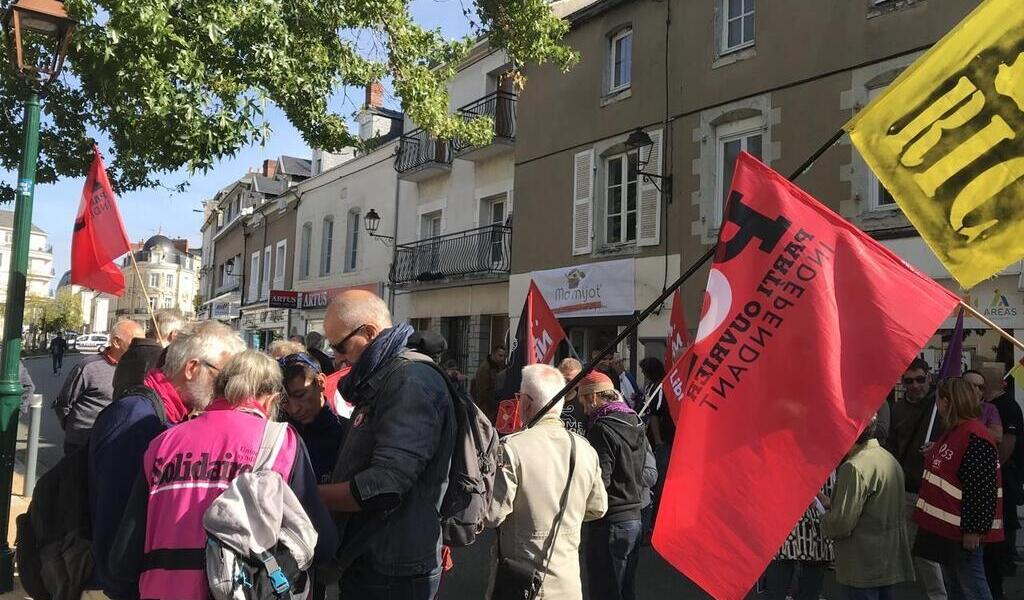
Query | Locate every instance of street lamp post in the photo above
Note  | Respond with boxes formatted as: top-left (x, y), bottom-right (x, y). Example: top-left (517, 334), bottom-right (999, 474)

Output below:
top-left (0, 0), bottom-right (73, 590)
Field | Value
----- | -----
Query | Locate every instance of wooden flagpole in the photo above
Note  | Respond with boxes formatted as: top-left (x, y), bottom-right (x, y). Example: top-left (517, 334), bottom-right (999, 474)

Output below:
top-left (127, 248), bottom-right (162, 341)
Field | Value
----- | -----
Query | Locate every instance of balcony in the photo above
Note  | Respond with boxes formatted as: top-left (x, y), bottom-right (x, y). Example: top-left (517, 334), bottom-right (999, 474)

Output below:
top-left (395, 128), bottom-right (452, 181)
top-left (451, 91), bottom-right (517, 161)
top-left (390, 224), bottom-right (511, 288)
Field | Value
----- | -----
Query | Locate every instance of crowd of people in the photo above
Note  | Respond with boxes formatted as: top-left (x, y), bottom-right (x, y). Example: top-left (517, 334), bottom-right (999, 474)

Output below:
top-left (35, 292), bottom-right (1024, 600)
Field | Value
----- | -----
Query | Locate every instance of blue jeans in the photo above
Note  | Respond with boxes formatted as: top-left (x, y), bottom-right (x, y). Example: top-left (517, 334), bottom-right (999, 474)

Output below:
top-left (586, 519), bottom-right (642, 600)
top-left (339, 562), bottom-right (442, 600)
top-left (945, 546), bottom-right (994, 600)
top-left (844, 585), bottom-right (896, 600)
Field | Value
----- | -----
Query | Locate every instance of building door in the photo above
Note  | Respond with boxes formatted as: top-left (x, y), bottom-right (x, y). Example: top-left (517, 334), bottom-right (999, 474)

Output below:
top-left (479, 194), bottom-right (507, 267)
top-left (419, 211), bottom-right (442, 275)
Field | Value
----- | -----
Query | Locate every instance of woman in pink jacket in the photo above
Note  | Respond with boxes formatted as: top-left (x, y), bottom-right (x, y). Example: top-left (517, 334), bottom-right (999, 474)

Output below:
top-left (110, 350), bottom-right (337, 600)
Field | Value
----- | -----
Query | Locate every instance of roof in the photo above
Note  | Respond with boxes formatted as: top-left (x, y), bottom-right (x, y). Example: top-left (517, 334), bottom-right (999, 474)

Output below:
top-left (557, 0), bottom-right (626, 25)
top-left (0, 210), bottom-right (44, 234)
top-left (142, 234), bottom-right (178, 252)
top-left (252, 175), bottom-right (290, 196)
top-left (58, 270), bottom-right (70, 288)
top-left (278, 155), bottom-right (312, 178)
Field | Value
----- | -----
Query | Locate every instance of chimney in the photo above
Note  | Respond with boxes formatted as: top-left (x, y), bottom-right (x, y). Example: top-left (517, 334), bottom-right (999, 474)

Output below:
top-left (262, 159), bottom-right (278, 178)
top-left (173, 239), bottom-right (188, 253)
top-left (365, 82), bottom-right (384, 109)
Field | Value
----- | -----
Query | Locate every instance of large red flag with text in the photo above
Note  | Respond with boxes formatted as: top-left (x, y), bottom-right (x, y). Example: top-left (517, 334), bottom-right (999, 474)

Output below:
top-left (495, 280), bottom-right (568, 433)
top-left (652, 153), bottom-right (957, 599)
top-left (71, 147), bottom-right (131, 295)
top-left (663, 289), bottom-right (690, 421)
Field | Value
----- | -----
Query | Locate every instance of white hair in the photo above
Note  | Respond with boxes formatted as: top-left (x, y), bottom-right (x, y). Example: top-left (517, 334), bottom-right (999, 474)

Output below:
top-left (150, 308), bottom-right (186, 340)
top-left (520, 364), bottom-right (568, 417)
top-left (327, 291), bottom-right (392, 331)
top-left (215, 350), bottom-right (283, 407)
top-left (162, 320), bottom-right (245, 378)
top-left (268, 339), bottom-right (305, 359)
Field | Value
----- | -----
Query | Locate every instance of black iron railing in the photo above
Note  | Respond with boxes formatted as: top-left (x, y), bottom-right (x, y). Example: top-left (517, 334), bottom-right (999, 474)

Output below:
top-left (395, 128), bottom-right (452, 174)
top-left (390, 225), bottom-right (512, 286)
top-left (451, 91), bottom-right (518, 154)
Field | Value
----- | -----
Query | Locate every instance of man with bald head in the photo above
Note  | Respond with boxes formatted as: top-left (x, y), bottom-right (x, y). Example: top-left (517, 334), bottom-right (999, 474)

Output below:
top-left (54, 319), bottom-right (145, 454)
top-left (319, 289), bottom-right (456, 600)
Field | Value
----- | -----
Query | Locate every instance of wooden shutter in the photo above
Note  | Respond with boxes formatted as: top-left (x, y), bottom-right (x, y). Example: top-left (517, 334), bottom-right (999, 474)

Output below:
top-left (572, 149), bottom-right (594, 255)
top-left (638, 129), bottom-right (662, 247)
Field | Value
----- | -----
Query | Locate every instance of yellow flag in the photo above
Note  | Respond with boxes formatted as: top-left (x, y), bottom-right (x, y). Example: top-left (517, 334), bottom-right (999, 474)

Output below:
top-left (846, 0), bottom-right (1024, 289)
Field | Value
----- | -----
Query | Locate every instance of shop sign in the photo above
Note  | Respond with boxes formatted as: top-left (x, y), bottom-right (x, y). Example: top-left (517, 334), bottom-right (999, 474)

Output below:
top-left (269, 290), bottom-right (298, 309)
top-left (941, 275), bottom-right (1024, 329)
top-left (270, 283), bottom-right (381, 311)
top-left (530, 259), bottom-right (635, 317)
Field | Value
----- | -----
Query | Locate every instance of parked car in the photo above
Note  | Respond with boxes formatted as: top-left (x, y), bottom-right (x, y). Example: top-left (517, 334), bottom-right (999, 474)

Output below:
top-left (74, 333), bottom-right (109, 353)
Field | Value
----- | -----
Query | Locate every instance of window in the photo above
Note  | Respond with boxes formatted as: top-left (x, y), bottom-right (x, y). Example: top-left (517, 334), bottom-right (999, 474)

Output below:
top-left (715, 119), bottom-right (763, 227)
top-left (299, 222), bottom-right (312, 279)
top-left (864, 88), bottom-right (898, 211)
top-left (344, 210), bottom-right (359, 273)
top-left (419, 211), bottom-right (443, 273)
top-left (480, 194), bottom-right (508, 264)
top-left (274, 240), bottom-right (286, 288)
top-left (261, 246), bottom-right (271, 299)
top-left (165, 274), bottom-right (174, 288)
top-left (421, 211), bottom-right (442, 240)
top-left (149, 273), bottom-right (160, 288)
top-left (249, 251), bottom-right (260, 301)
top-left (161, 296), bottom-right (173, 309)
top-left (320, 216), bottom-right (334, 276)
top-left (605, 150), bottom-right (639, 244)
top-left (722, 0), bottom-right (755, 53)
top-left (609, 28), bottom-right (632, 92)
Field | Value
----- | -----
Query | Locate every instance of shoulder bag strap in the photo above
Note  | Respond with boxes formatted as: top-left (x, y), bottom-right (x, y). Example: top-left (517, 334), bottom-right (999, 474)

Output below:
top-left (254, 421), bottom-right (288, 473)
top-left (536, 433), bottom-right (576, 584)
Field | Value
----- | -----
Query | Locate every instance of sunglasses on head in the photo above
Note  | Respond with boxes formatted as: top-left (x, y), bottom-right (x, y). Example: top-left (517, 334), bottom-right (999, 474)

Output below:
top-left (902, 375), bottom-right (928, 385)
top-left (277, 352), bottom-right (322, 374)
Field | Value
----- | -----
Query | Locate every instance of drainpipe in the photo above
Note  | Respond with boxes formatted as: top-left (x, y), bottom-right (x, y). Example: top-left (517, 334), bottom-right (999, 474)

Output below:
top-left (388, 149), bottom-right (401, 314)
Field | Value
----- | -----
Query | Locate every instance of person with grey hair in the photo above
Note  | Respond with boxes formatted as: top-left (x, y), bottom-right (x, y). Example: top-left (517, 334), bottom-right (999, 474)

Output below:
top-left (305, 330), bottom-right (336, 375)
top-left (87, 321), bottom-right (245, 600)
top-left (110, 350), bottom-right (337, 598)
top-left (319, 289), bottom-right (456, 600)
top-left (269, 338), bottom-right (306, 359)
top-left (54, 318), bottom-right (145, 455)
top-left (484, 364), bottom-right (607, 600)
top-left (112, 308), bottom-right (189, 398)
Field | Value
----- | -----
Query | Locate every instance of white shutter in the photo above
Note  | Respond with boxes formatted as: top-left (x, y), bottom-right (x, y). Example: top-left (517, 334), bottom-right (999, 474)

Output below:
top-left (637, 129), bottom-right (662, 247)
top-left (572, 149), bottom-right (594, 255)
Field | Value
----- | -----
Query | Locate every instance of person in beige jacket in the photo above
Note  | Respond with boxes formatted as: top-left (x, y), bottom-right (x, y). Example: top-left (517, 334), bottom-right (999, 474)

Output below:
top-left (485, 364), bottom-right (608, 600)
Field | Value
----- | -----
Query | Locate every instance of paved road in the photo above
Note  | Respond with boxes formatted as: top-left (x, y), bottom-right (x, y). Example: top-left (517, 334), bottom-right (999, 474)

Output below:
top-left (12, 353), bottom-right (1023, 598)
top-left (17, 353), bottom-right (84, 476)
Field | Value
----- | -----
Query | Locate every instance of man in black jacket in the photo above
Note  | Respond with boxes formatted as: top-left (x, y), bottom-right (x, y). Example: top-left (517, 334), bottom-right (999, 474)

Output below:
top-left (577, 370), bottom-right (650, 600)
top-left (112, 308), bottom-right (186, 398)
top-left (319, 290), bottom-right (455, 600)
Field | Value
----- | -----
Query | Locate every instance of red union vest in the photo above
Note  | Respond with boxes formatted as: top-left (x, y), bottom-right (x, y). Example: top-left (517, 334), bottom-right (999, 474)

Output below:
top-left (914, 418), bottom-right (1004, 543)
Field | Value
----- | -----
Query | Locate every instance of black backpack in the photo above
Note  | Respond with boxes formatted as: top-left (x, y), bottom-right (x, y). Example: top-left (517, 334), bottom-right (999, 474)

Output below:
top-left (16, 385), bottom-right (167, 600)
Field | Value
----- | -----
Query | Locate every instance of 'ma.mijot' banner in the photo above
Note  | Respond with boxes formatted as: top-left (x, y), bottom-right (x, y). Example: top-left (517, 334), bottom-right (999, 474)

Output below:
top-left (847, 0), bottom-right (1024, 289)
top-left (653, 153), bottom-right (958, 600)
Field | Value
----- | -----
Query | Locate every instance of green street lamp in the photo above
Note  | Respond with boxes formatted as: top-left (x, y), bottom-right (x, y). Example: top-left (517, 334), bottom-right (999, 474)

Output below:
top-left (0, 0), bottom-right (74, 591)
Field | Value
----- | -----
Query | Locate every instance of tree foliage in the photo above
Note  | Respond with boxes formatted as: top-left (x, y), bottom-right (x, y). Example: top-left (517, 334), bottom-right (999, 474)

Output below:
top-left (25, 289), bottom-right (84, 336)
top-left (0, 0), bottom-right (576, 200)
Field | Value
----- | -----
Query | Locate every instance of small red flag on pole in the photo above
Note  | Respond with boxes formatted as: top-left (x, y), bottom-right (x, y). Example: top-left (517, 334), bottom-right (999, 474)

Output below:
top-left (71, 146), bottom-right (131, 296)
top-left (653, 153), bottom-right (958, 599)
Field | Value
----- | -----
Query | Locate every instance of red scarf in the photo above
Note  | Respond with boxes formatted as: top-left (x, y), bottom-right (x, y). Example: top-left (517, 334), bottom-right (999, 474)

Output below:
top-left (142, 369), bottom-right (189, 424)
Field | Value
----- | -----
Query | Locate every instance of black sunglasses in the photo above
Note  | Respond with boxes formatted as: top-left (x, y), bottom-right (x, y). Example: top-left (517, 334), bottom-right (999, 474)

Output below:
top-left (902, 375), bottom-right (928, 385)
top-left (330, 324), bottom-right (367, 356)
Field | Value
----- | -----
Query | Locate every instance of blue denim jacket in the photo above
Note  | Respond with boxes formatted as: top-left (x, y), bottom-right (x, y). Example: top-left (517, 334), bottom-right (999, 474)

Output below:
top-left (331, 355), bottom-right (456, 576)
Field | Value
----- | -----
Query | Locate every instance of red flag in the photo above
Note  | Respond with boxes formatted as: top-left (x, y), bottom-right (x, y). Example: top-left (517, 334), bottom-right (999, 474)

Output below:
top-left (71, 147), bottom-right (131, 296)
top-left (495, 281), bottom-right (569, 433)
top-left (663, 289), bottom-right (691, 421)
top-left (652, 153), bottom-right (957, 600)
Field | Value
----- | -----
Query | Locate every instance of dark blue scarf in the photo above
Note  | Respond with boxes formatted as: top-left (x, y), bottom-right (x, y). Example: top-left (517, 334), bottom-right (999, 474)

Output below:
top-left (340, 322), bottom-right (414, 402)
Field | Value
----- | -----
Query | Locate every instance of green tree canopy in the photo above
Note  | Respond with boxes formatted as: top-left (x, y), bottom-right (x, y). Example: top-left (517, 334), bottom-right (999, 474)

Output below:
top-left (25, 289), bottom-right (83, 335)
top-left (0, 0), bottom-right (577, 199)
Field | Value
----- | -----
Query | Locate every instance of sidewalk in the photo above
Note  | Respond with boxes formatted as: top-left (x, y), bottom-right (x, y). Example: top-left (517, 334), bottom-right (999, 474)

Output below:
top-left (1, 462), bottom-right (29, 600)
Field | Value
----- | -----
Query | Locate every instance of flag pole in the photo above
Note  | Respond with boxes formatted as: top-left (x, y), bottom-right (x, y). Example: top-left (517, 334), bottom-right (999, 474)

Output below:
top-left (127, 249), bottom-right (163, 341)
top-left (958, 299), bottom-right (1024, 352)
top-left (526, 129), bottom-right (848, 427)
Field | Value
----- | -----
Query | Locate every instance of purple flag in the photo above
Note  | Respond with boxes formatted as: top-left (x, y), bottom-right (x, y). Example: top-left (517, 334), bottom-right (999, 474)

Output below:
top-left (938, 308), bottom-right (965, 378)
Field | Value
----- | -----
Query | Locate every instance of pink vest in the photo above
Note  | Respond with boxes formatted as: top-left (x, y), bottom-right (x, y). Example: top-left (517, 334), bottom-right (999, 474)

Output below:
top-left (139, 401), bottom-right (298, 600)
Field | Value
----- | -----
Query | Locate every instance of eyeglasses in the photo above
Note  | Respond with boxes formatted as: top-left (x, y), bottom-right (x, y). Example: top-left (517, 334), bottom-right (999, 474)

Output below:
top-left (277, 352), bottom-right (322, 374)
top-left (200, 360), bottom-right (221, 373)
top-left (330, 324), bottom-right (366, 356)
top-left (902, 376), bottom-right (927, 385)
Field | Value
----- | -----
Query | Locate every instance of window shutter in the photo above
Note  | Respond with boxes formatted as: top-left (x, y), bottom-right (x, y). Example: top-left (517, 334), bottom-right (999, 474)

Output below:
top-left (638, 129), bottom-right (662, 247)
top-left (572, 149), bottom-right (594, 255)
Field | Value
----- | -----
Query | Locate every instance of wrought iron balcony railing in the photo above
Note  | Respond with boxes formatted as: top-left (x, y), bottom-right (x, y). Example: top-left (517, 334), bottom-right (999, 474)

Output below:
top-left (451, 91), bottom-right (518, 154)
top-left (390, 224), bottom-right (511, 286)
top-left (395, 128), bottom-right (452, 176)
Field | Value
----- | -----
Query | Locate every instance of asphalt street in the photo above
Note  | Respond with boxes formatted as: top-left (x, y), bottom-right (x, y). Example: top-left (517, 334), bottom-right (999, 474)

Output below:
top-left (14, 353), bottom-right (1023, 599)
